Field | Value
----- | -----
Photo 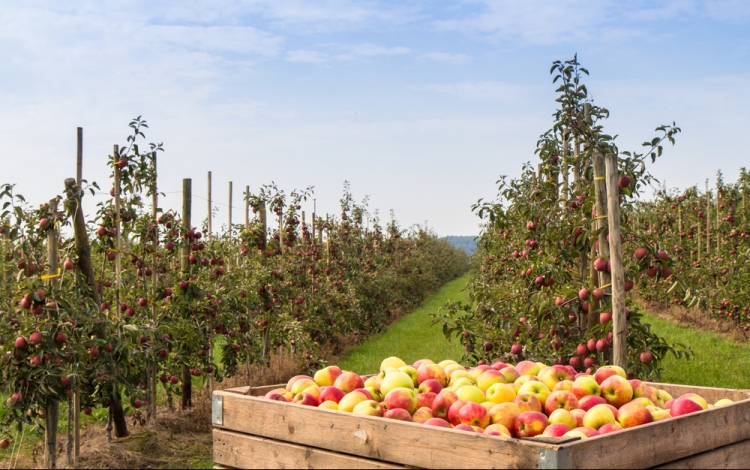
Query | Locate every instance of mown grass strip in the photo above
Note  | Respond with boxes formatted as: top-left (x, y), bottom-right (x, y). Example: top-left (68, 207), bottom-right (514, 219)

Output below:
top-left (338, 275), bottom-right (469, 374)
top-left (642, 312), bottom-right (750, 389)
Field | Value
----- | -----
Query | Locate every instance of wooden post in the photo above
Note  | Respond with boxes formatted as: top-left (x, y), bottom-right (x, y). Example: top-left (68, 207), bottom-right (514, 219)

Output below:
top-left (259, 200), bottom-right (269, 361)
top-left (45, 199), bottom-right (60, 469)
top-left (181, 178), bottom-right (192, 409)
top-left (76, 127), bottom-right (83, 186)
top-left (71, 127), bottom-right (81, 462)
top-left (706, 185), bottom-right (710, 255)
top-left (63, 178), bottom-right (95, 460)
top-left (110, 144), bottom-right (129, 440)
top-left (228, 181), bottom-right (233, 239)
top-left (150, 153), bottom-right (158, 421)
top-left (207, 171), bottom-right (212, 240)
top-left (593, 152), bottom-right (611, 290)
top-left (114, 145), bottom-right (122, 322)
top-left (605, 154), bottom-right (627, 370)
top-left (260, 201), bottom-right (267, 243)
top-left (562, 133), bottom-right (569, 205)
top-left (574, 137), bottom-right (587, 284)
top-left (717, 181), bottom-right (721, 252)
top-left (278, 203), bottom-right (284, 256)
top-left (698, 220), bottom-right (702, 261)
top-left (312, 199), bottom-right (317, 238)
top-left (245, 185), bottom-right (250, 230)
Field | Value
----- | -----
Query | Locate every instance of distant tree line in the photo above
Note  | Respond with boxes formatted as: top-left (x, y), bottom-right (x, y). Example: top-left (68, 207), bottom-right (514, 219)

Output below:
top-left (442, 235), bottom-right (477, 255)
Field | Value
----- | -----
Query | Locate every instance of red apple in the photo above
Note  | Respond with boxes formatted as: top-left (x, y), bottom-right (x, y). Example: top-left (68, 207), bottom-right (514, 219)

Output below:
top-left (544, 391), bottom-right (579, 415)
top-left (14, 337), bottom-right (27, 349)
top-left (448, 400), bottom-right (470, 426)
top-left (418, 379), bottom-right (443, 395)
top-left (319, 386), bottom-right (346, 404)
top-left (542, 423), bottom-right (571, 437)
top-left (670, 397), bottom-right (704, 417)
top-left (384, 388), bottom-right (418, 414)
top-left (384, 408), bottom-right (412, 421)
top-left (617, 402), bottom-right (653, 428)
top-left (424, 417), bottom-right (452, 428)
top-left (417, 363), bottom-right (448, 387)
top-left (333, 372), bottom-right (364, 393)
top-left (514, 411), bottom-right (548, 438)
top-left (600, 376), bottom-right (633, 408)
top-left (598, 423), bottom-right (622, 434)
top-left (432, 390), bottom-right (459, 420)
top-left (412, 407), bottom-right (435, 423)
top-left (416, 392), bottom-right (437, 410)
top-left (514, 394), bottom-right (542, 413)
top-left (579, 395), bottom-right (607, 412)
top-left (458, 402), bottom-right (490, 428)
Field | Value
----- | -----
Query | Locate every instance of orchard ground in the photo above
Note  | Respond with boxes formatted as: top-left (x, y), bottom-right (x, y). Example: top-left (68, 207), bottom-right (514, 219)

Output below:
top-left (2, 275), bottom-right (749, 468)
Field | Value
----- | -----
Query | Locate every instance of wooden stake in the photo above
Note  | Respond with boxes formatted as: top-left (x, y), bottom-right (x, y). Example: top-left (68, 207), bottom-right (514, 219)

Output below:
top-left (114, 145), bottom-right (122, 322)
top-left (181, 178), bottom-right (192, 409)
top-left (76, 127), bottom-right (83, 186)
top-left (245, 185), bottom-right (250, 230)
top-left (717, 181), bottom-right (721, 252)
top-left (593, 152), bottom-right (611, 291)
top-left (45, 199), bottom-right (60, 469)
top-left (259, 200), bottom-right (269, 361)
top-left (605, 154), bottom-right (627, 370)
top-left (698, 219), bottom-right (702, 261)
top-left (706, 184), bottom-right (711, 255)
top-left (562, 133), bottom-right (569, 206)
top-left (312, 199), bottom-right (317, 237)
top-left (150, 153), bottom-right (158, 421)
top-left (278, 203), bottom-right (284, 256)
top-left (228, 181), bottom-right (233, 239)
top-left (207, 171), bottom-right (212, 240)
top-left (63, 178), bottom-right (95, 460)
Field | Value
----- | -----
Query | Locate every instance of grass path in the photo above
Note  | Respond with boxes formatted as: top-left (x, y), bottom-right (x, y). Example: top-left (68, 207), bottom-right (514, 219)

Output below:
top-left (338, 274), bottom-right (469, 374)
top-left (642, 313), bottom-right (750, 389)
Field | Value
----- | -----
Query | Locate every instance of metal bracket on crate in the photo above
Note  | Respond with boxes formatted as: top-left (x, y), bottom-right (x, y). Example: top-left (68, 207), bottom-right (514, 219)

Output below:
top-left (537, 447), bottom-right (572, 469)
top-left (212, 394), bottom-right (223, 426)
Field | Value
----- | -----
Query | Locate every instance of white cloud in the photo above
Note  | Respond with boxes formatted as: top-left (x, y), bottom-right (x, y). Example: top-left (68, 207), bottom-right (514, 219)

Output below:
top-left (421, 52), bottom-right (473, 64)
top-left (417, 81), bottom-right (536, 102)
top-left (286, 49), bottom-right (328, 64)
top-left (336, 43), bottom-right (411, 60)
top-left (147, 25), bottom-right (283, 56)
top-left (432, 0), bottom-right (747, 45)
top-left (434, 1), bottom-right (613, 45)
top-left (286, 43), bottom-right (411, 64)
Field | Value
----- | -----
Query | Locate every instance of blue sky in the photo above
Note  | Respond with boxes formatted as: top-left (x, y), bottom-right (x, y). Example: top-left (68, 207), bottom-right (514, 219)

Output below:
top-left (1, 1), bottom-right (749, 235)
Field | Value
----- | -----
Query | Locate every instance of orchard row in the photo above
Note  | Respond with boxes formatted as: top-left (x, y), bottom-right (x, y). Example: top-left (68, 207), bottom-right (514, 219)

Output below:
top-left (0, 119), bottom-right (468, 448)
top-left (632, 169), bottom-right (750, 332)
top-left (435, 57), bottom-right (691, 379)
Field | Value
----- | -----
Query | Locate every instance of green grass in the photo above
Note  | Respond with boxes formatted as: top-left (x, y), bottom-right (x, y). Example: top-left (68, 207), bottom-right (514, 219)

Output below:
top-left (338, 274), bottom-right (469, 374)
top-left (643, 313), bottom-right (750, 389)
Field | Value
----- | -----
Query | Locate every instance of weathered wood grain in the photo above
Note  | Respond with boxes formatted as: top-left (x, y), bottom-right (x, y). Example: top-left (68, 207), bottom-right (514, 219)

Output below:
top-left (213, 429), bottom-right (405, 469)
top-left (645, 382), bottom-right (750, 404)
top-left (567, 399), bottom-right (750, 468)
top-left (654, 438), bottom-right (750, 469)
top-left (214, 391), bottom-right (541, 469)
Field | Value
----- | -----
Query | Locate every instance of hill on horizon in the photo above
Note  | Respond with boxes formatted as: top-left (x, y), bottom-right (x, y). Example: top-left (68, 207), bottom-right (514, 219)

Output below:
top-left (443, 235), bottom-right (477, 255)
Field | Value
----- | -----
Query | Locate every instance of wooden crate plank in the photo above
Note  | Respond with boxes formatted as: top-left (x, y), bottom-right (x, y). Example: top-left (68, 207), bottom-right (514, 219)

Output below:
top-left (567, 399), bottom-right (750, 468)
top-left (213, 429), bottom-right (405, 469)
top-left (213, 391), bottom-right (541, 469)
top-left (654, 438), bottom-right (750, 469)
top-left (645, 383), bottom-right (750, 404)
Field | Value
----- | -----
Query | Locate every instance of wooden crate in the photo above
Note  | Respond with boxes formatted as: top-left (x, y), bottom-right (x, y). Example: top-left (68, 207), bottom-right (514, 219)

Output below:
top-left (212, 382), bottom-right (750, 469)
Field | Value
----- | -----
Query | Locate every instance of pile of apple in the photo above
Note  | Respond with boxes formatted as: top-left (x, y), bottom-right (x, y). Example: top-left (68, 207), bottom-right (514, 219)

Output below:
top-left (264, 357), bottom-right (734, 439)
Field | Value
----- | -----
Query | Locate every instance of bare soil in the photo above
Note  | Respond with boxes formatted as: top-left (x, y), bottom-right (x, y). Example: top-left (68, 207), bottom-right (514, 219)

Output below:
top-left (636, 297), bottom-right (750, 343)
